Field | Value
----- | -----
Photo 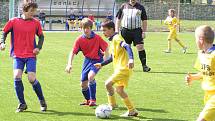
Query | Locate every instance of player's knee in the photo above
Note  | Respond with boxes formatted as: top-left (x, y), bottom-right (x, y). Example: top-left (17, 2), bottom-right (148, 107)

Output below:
top-left (197, 118), bottom-right (206, 121)
top-left (81, 81), bottom-right (88, 89)
top-left (28, 74), bottom-right (36, 83)
top-left (175, 39), bottom-right (179, 42)
top-left (116, 87), bottom-right (124, 95)
top-left (105, 82), bottom-right (112, 90)
top-left (136, 44), bottom-right (144, 51)
top-left (14, 74), bottom-right (22, 79)
top-left (88, 75), bottom-right (95, 82)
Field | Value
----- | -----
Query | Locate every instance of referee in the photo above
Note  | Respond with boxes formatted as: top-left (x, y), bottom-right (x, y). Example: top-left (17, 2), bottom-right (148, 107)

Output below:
top-left (115, 0), bottom-right (150, 72)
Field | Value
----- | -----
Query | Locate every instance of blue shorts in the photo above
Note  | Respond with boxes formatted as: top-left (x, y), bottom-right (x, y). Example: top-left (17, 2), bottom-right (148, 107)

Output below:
top-left (13, 57), bottom-right (36, 73)
top-left (81, 57), bottom-right (103, 82)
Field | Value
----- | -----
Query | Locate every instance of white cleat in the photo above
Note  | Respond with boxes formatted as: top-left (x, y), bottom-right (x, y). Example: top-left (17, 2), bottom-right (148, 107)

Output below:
top-left (120, 109), bottom-right (138, 117)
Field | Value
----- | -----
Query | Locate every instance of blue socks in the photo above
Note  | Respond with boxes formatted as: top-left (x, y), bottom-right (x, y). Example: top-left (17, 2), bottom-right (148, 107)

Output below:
top-left (89, 80), bottom-right (96, 100)
top-left (14, 78), bottom-right (26, 104)
top-left (32, 80), bottom-right (45, 101)
top-left (82, 87), bottom-right (90, 100)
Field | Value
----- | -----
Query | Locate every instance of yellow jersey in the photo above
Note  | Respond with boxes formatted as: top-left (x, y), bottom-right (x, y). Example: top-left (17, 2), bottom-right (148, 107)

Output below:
top-left (194, 47), bottom-right (215, 91)
top-left (164, 16), bottom-right (179, 32)
top-left (110, 34), bottom-right (130, 71)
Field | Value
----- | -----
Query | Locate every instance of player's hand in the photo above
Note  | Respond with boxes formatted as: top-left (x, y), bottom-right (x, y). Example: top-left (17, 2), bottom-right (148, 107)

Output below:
top-left (33, 48), bottom-right (40, 55)
top-left (0, 43), bottom-right (6, 51)
top-left (127, 59), bottom-right (134, 69)
top-left (142, 32), bottom-right (146, 39)
top-left (65, 64), bottom-right (72, 73)
top-left (94, 63), bottom-right (102, 69)
top-left (185, 73), bottom-right (193, 86)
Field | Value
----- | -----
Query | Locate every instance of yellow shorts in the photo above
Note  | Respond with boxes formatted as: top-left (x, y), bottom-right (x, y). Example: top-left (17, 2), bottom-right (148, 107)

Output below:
top-left (167, 31), bottom-right (177, 40)
top-left (108, 69), bottom-right (132, 87)
top-left (199, 91), bottom-right (215, 121)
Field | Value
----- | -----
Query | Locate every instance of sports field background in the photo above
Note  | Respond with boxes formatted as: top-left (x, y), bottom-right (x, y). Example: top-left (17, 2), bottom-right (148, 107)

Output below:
top-left (0, 31), bottom-right (206, 121)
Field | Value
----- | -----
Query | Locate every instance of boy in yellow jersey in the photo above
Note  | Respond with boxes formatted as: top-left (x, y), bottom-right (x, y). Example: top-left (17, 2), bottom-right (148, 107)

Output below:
top-left (164, 9), bottom-right (187, 53)
top-left (94, 20), bottom-right (138, 117)
top-left (185, 25), bottom-right (215, 121)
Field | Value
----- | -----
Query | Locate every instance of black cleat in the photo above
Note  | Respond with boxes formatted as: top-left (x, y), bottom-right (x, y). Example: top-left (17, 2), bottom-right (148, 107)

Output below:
top-left (143, 65), bottom-right (151, 72)
top-left (16, 103), bottom-right (27, 113)
top-left (40, 100), bottom-right (47, 112)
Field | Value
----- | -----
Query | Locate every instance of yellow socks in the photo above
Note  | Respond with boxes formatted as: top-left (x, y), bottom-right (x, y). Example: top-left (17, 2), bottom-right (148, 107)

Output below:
top-left (123, 97), bottom-right (134, 111)
top-left (108, 94), bottom-right (116, 106)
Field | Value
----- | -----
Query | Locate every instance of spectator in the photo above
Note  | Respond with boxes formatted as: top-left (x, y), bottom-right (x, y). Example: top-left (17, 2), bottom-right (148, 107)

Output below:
top-left (38, 9), bottom-right (46, 30)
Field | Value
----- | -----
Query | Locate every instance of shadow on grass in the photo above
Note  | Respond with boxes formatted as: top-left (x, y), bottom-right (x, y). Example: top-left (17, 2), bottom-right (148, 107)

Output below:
top-left (107, 115), bottom-right (187, 121)
top-left (25, 110), bottom-right (95, 117)
top-left (117, 107), bottom-right (168, 113)
top-left (147, 71), bottom-right (187, 75)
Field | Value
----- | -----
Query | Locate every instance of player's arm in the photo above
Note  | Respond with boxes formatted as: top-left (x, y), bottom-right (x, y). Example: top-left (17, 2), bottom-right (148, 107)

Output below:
top-left (65, 51), bottom-right (76, 74)
top-left (185, 72), bottom-right (203, 86)
top-left (0, 20), bottom-right (13, 50)
top-left (141, 6), bottom-right (147, 39)
top-left (94, 55), bottom-right (113, 69)
top-left (120, 41), bottom-right (134, 69)
top-left (164, 17), bottom-right (169, 25)
top-left (103, 47), bottom-right (110, 61)
top-left (115, 4), bottom-right (123, 33)
top-left (65, 39), bottom-right (80, 73)
top-left (0, 32), bottom-right (7, 50)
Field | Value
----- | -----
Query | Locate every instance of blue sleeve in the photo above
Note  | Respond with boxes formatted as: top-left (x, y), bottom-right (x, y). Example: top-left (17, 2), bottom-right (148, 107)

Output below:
top-left (120, 41), bottom-right (134, 60)
top-left (0, 32), bottom-right (7, 44)
top-left (101, 55), bottom-right (113, 66)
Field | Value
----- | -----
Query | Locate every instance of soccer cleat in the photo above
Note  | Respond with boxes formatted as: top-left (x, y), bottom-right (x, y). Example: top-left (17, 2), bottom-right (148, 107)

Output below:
top-left (16, 103), bottom-right (27, 113)
top-left (80, 100), bottom-right (90, 106)
top-left (89, 100), bottom-right (97, 107)
top-left (183, 47), bottom-right (187, 54)
top-left (120, 109), bottom-right (138, 117)
top-left (143, 65), bottom-right (151, 72)
top-left (109, 104), bottom-right (118, 110)
top-left (163, 50), bottom-right (171, 53)
top-left (40, 100), bottom-right (47, 112)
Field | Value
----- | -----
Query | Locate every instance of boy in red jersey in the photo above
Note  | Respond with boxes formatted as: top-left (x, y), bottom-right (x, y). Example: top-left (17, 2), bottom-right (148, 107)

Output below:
top-left (65, 18), bottom-right (108, 106)
top-left (0, 2), bottom-right (47, 112)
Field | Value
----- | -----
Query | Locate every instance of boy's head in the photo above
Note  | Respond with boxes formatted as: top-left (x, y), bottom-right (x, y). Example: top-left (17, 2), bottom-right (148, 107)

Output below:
top-left (168, 9), bottom-right (175, 17)
top-left (81, 18), bottom-right (93, 36)
top-left (195, 25), bottom-right (214, 50)
top-left (101, 19), bottom-right (115, 38)
top-left (22, 1), bottom-right (38, 19)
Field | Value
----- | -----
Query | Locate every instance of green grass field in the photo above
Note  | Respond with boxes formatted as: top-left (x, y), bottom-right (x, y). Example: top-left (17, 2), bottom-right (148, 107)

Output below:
top-left (0, 32), bottom-right (205, 121)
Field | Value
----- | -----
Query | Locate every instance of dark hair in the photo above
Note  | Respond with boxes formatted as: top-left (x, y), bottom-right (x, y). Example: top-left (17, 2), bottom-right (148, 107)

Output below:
top-left (23, 2), bottom-right (38, 12)
top-left (101, 19), bottom-right (115, 31)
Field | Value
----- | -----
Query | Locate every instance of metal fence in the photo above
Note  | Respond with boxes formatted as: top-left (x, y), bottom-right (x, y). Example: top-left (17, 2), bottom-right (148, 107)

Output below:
top-left (0, 0), bottom-right (215, 31)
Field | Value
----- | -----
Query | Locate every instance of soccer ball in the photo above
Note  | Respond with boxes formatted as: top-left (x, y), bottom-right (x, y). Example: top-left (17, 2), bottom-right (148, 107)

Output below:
top-left (95, 104), bottom-right (112, 119)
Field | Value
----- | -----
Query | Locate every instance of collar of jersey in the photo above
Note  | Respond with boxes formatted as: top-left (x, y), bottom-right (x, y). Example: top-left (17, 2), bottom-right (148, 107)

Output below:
top-left (82, 31), bottom-right (95, 39)
top-left (206, 45), bottom-right (215, 53)
top-left (108, 32), bottom-right (118, 41)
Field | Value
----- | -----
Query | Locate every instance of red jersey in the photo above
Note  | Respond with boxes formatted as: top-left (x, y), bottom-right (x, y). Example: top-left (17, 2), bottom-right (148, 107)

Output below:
top-left (3, 17), bottom-right (43, 58)
top-left (73, 32), bottom-right (108, 60)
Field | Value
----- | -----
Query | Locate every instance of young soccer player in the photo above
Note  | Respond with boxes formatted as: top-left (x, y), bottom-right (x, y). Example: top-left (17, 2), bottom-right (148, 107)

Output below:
top-left (94, 20), bottom-right (138, 117)
top-left (65, 18), bottom-right (108, 106)
top-left (164, 9), bottom-right (187, 53)
top-left (185, 25), bottom-right (215, 121)
top-left (0, 2), bottom-right (47, 112)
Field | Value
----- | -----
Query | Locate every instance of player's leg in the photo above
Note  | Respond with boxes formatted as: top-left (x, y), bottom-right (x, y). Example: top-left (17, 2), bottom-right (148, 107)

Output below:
top-left (115, 86), bottom-right (138, 117)
top-left (133, 29), bottom-right (150, 72)
top-left (197, 93), bottom-right (215, 121)
top-left (175, 38), bottom-right (187, 53)
top-left (105, 78), bottom-right (117, 109)
top-left (164, 39), bottom-right (171, 53)
top-left (26, 58), bottom-right (47, 112)
top-left (80, 80), bottom-right (90, 105)
top-left (88, 70), bottom-right (97, 106)
top-left (13, 58), bottom-right (27, 112)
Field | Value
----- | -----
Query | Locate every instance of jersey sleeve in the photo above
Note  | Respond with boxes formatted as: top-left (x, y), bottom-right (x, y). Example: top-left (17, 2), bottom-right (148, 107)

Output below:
top-left (72, 37), bottom-right (81, 55)
top-left (141, 6), bottom-right (147, 20)
top-left (3, 19), bottom-right (14, 34)
top-left (98, 36), bottom-right (108, 52)
top-left (116, 4), bottom-right (124, 19)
